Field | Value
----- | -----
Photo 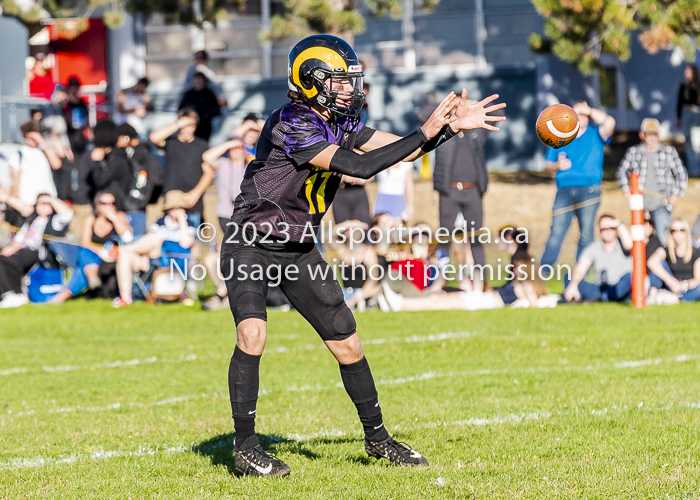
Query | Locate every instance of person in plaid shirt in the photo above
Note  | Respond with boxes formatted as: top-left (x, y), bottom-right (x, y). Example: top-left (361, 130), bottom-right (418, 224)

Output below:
top-left (616, 118), bottom-right (688, 246)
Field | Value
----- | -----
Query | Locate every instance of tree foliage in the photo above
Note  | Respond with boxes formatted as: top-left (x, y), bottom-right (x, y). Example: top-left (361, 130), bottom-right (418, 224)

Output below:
top-left (268, 0), bottom-right (442, 40)
top-left (1, 0), bottom-right (245, 31)
top-left (530, 0), bottom-right (700, 73)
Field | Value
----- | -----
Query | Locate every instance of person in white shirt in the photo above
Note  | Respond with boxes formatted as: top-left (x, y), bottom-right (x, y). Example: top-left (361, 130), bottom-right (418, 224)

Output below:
top-left (183, 50), bottom-right (227, 107)
top-left (113, 78), bottom-right (154, 135)
top-left (0, 192), bottom-right (73, 308)
top-left (9, 121), bottom-right (62, 206)
top-left (374, 162), bottom-right (414, 221)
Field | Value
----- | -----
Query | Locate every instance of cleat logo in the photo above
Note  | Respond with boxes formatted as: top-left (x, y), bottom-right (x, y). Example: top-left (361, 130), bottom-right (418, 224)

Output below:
top-left (251, 462), bottom-right (273, 475)
top-left (409, 450), bottom-right (423, 459)
top-left (248, 410), bottom-right (256, 414)
top-left (373, 424), bottom-right (383, 429)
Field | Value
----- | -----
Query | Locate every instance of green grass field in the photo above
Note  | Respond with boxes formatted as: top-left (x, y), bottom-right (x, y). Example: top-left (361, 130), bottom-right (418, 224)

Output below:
top-left (2, 301), bottom-right (700, 499)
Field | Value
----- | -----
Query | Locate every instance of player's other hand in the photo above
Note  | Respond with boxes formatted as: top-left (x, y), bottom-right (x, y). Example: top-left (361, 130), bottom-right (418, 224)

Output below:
top-left (421, 92), bottom-right (458, 139)
top-left (451, 89), bottom-right (506, 132)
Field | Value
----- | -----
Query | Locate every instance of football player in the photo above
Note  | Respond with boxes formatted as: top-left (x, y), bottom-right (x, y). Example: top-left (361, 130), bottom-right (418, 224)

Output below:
top-left (222, 33), bottom-right (506, 477)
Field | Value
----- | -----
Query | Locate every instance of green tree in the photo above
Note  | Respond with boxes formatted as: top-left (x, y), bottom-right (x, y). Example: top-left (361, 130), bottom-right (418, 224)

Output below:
top-left (530, 0), bottom-right (700, 74)
top-left (1, 0), bottom-right (245, 33)
top-left (267, 0), bottom-right (442, 40)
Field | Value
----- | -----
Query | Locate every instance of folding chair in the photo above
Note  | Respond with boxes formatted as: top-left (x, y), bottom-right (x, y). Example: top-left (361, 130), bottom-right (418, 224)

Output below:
top-left (133, 240), bottom-right (193, 305)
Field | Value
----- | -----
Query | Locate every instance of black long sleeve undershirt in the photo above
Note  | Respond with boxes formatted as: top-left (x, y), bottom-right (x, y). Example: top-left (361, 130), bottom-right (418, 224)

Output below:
top-left (328, 129), bottom-right (427, 179)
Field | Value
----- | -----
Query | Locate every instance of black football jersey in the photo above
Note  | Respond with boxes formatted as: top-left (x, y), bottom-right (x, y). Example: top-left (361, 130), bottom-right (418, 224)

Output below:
top-left (231, 102), bottom-right (374, 244)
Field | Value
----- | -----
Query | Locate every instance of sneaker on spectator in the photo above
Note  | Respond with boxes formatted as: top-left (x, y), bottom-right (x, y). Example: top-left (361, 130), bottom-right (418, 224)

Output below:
top-left (0, 292), bottom-right (29, 308)
top-left (88, 276), bottom-right (102, 290)
top-left (655, 289), bottom-right (680, 306)
top-left (379, 282), bottom-right (404, 312)
top-left (111, 297), bottom-right (132, 308)
top-left (202, 294), bottom-right (230, 311)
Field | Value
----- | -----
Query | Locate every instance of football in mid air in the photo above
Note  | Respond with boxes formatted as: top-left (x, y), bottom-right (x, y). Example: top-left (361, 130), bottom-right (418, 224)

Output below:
top-left (536, 104), bottom-right (580, 148)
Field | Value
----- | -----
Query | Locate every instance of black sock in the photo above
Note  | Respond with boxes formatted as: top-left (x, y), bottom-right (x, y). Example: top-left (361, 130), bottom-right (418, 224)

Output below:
top-left (339, 357), bottom-right (390, 443)
top-left (229, 346), bottom-right (261, 450)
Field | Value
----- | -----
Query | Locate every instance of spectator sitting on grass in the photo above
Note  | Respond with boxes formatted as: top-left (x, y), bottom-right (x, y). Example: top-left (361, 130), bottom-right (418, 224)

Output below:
top-left (325, 219), bottom-right (381, 311)
top-left (378, 252), bottom-right (553, 311)
top-left (0, 192), bottom-right (72, 308)
top-left (647, 218), bottom-right (700, 303)
top-left (563, 214), bottom-right (633, 303)
top-left (112, 191), bottom-right (196, 308)
top-left (49, 191), bottom-right (132, 304)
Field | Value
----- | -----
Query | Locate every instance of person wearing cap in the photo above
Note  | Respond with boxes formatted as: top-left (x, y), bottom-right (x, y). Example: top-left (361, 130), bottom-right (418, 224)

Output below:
top-left (112, 190), bottom-right (196, 307)
top-left (616, 117), bottom-right (687, 246)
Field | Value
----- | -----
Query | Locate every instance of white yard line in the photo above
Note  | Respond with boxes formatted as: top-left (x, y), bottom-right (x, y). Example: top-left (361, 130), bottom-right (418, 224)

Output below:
top-left (6, 400), bottom-right (700, 471)
top-left (3, 352), bottom-right (699, 419)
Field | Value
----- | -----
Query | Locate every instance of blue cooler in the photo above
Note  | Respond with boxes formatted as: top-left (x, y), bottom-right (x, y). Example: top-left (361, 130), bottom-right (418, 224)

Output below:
top-left (26, 267), bottom-right (65, 303)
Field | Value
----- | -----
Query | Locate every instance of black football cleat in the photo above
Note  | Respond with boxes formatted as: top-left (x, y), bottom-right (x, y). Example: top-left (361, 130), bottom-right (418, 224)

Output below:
top-left (235, 444), bottom-right (291, 477)
top-left (365, 437), bottom-right (429, 467)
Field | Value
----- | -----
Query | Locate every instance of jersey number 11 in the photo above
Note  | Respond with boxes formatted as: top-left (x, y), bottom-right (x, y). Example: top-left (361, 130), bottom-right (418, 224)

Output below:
top-left (305, 169), bottom-right (333, 214)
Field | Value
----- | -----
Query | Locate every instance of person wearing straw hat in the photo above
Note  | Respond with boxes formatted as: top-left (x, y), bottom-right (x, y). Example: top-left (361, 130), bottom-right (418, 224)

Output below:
top-left (616, 117), bottom-right (688, 246)
top-left (112, 190), bottom-right (196, 307)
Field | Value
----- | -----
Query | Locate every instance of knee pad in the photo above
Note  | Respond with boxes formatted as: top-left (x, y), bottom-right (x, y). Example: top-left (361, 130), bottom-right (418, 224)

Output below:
top-left (332, 306), bottom-right (356, 339)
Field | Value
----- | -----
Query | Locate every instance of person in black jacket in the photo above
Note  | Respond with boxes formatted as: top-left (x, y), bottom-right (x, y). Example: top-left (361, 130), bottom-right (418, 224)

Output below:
top-left (178, 72), bottom-right (221, 141)
top-left (117, 123), bottom-right (163, 237)
top-left (89, 120), bottom-right (131, 211)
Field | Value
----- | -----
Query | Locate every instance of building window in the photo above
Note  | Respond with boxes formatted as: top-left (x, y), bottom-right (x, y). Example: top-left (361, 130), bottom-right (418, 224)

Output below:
top-left (598, 66), bottom-right (618, 109)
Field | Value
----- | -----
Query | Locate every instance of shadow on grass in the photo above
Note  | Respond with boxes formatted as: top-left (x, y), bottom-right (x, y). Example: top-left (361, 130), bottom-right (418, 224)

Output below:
top-left (194, 433), bottom-right (358, 474)
top-left (193, 433), bottom-right (370, 473)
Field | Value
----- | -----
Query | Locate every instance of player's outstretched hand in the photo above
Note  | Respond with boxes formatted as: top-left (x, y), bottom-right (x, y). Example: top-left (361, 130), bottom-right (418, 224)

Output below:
top-left (422, 92), bottom-right (458, 139)
top-left (451, 89), bottom-right (506, 132)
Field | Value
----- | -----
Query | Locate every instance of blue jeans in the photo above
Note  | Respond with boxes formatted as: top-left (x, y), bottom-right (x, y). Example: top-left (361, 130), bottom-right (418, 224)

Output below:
top-left (682, 108), bottom-right (700, 177)
top-left (66, 247), bottom-right (102, 296)
top-left (649, 259), bottom-right (700, 302)
top-left (650, 206), bottom-right (672, 247)
top-left (187, 213), bottom-right (202, 237)
top-left (126, 211), bottom-right (148, 239)
top-left (48, 241), bottom-right (79, 268)
top-left (542, 185), bottom-right (601, 270)
top-left (565, 272), bottom-right (632, 302)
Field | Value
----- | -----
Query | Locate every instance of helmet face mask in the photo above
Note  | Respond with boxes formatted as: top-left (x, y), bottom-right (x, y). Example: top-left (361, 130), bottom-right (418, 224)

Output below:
top-left (313, 69), bottom-right (365, 117)
top-left (289, 34), bottom-right (366, 119)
